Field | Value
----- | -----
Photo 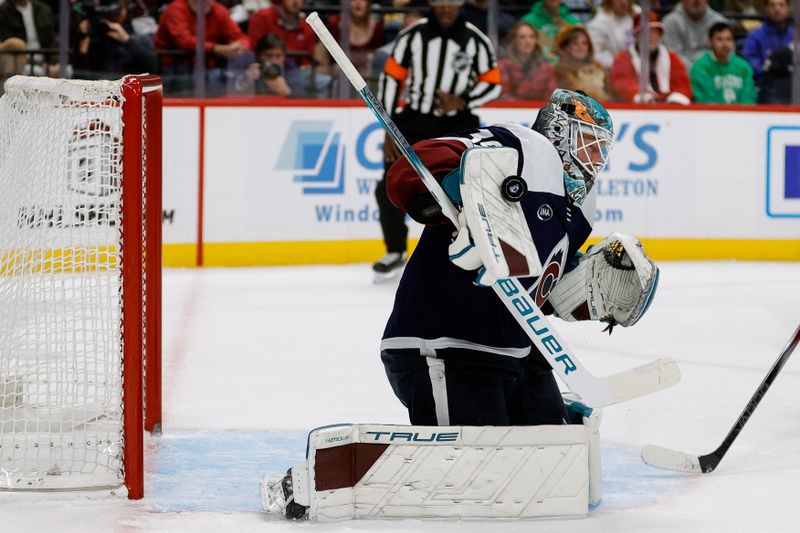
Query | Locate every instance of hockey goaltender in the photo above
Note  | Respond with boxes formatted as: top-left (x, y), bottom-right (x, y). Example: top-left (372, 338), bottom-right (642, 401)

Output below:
top-left (261, 89), bottom-right (664, 521)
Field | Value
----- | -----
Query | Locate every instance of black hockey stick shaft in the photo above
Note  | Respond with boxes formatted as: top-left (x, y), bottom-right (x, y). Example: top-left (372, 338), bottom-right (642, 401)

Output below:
top-left (698, 324), bottom-right (800, 472)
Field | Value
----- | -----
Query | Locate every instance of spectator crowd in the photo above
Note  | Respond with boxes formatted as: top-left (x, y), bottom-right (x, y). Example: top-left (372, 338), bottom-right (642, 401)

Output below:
top-left (0, 0), bottom-right (795, 103)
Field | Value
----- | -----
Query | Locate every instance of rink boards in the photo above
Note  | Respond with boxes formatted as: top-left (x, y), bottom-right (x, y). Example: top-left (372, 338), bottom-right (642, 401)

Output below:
top-left (157, 100), bottom-right (800, 266)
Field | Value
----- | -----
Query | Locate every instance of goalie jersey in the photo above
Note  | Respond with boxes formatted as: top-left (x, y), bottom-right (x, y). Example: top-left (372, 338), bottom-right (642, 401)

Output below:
top-left (381, 122), bottom-right (596, 358)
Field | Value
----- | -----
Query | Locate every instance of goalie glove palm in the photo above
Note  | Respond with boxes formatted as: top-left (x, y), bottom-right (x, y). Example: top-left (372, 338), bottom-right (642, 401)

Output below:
top-left (549, 233), bottom-right (659, 330)
top-left (588, 234), bottom-right (659, 328)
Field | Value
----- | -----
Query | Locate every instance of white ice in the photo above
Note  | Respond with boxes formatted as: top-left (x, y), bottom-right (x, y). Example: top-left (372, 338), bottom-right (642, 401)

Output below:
top-left (1, 261), bottom-right (799, 532)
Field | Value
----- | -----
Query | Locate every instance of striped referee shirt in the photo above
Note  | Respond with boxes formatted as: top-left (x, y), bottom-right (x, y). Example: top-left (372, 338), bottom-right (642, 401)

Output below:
top-left (378, 16), bottom-right (502, 117)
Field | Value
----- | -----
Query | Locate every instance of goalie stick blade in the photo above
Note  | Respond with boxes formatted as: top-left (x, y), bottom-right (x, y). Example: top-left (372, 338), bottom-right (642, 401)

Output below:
top-left (640, 445), bottom-right (715, 474)
top-left (605, 358), bottom-right (681, 405)
top-left (577, 358), bottom-right (680, 408)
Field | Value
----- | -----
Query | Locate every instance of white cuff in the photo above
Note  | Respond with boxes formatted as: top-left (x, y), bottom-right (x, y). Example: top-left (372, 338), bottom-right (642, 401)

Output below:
top-left (665, 92), bottom-right (691, 105)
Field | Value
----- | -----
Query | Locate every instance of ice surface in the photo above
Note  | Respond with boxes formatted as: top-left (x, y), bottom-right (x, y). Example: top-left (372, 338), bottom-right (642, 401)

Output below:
top-left (1, 261), bottom-right (799, 532)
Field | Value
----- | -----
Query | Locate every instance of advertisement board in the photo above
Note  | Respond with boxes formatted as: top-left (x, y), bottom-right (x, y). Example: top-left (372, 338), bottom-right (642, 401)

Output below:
top-left (163, 102), bottom-right (800, 266)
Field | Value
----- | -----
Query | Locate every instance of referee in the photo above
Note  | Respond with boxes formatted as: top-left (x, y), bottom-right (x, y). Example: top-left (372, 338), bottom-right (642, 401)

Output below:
top-left (372, 0), bottom-right (502, 280)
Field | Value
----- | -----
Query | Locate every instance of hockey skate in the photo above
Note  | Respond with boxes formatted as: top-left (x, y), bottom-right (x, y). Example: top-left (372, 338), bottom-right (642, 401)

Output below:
top-left (372, 252), bottom-right (407, 284)
top-left (261, 468), bottom-right (308, 520)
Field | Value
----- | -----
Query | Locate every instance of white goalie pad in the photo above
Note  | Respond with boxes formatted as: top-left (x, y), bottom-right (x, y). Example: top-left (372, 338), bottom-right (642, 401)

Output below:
top-left (264, 411), bottom-right (603, 522)
top-left (458, 147), bottom-right (541, 280)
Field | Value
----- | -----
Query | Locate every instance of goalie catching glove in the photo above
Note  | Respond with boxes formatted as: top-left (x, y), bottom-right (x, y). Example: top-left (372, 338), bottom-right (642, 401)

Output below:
top-left (548, 233), bottom-right (659, 331)
top-left (447, 147), bottom-right (541, 287)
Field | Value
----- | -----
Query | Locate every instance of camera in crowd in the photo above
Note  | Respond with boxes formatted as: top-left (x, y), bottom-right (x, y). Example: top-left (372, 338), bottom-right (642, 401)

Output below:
top-left (74, 0), bottom-right (123, 39)
top-left (260, 61), bottom-right (283, 80)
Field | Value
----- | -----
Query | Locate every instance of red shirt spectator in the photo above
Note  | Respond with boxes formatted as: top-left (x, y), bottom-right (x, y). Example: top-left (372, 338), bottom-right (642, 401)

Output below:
top-left (155, 0), bottom-right (250, 67)
top-left (325, 15), bottom-right (385, 55)
top-left (498, 22), bottom-right (557, 101)
top-left (323, 0), bottom-right (385, 75)
top-left (610, 13), bottom-right (692, 103)
top-left (248, 0), bottom-right (315, 66)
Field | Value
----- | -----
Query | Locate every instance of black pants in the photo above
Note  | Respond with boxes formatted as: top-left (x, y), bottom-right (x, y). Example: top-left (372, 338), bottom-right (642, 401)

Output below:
top-left (375, 109), bottom-right (480, 254)
top-left (381, 347), bottom-right (567, 426)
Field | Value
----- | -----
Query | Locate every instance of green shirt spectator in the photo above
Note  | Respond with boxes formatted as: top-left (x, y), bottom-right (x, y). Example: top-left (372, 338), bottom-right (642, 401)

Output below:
top-left (521, 0), bottom-right (581, 62)
top-left (690, 22), bottom-right (756, 104)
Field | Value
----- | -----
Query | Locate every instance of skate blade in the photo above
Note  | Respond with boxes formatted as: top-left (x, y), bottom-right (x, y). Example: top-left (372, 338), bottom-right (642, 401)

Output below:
top-left (372, 267), bottom-right (404, 284)
top-left (260, 475), bottom-right (287, 514)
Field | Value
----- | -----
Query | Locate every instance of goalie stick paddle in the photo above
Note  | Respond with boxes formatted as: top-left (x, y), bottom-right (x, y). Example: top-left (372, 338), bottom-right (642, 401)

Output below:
top-left (642, 324), bottom-right (800, 473)
top-left (306, 12), bottom-right (680, 408)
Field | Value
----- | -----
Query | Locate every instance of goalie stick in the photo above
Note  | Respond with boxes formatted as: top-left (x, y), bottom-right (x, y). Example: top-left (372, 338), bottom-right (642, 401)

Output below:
top-left (642, 324), bottom-right (800, 473)
top-left (306, 12), bottom-right (679, 408)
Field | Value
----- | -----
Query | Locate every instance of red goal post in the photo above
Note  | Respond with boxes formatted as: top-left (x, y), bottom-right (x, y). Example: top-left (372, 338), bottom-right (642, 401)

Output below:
top-left (0, 75), bottom-right (162, 499)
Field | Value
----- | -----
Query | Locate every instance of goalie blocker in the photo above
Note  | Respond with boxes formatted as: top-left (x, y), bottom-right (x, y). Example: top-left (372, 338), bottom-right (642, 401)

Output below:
top-left (262, 401), bottom-right (601, 521)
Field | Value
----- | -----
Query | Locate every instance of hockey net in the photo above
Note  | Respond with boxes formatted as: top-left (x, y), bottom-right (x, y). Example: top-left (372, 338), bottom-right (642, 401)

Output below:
top-left (0, 75), bottom-right (162, 499)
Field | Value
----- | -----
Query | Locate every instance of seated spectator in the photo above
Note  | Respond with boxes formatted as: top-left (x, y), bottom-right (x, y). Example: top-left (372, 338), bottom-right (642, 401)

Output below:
top-left (0, 0), bottom-right (58, 77)
top-left (248, 0), bottom-right (316, 67)
top-left (460, 0), bottom-right (517, 41)
top-left (72, 0), bottom-right (159, 79)
top-left (555, 25), bottom-right (612, 102)
top-left (155, 0), bottom-right (252, 95)
top-left (662, 0), bottom-right (728, 70)
top-left (610, 13), bottom-right (692, 104)
top-left (317, 0), bottom-right (385, 75)
top-left (498, 21), bottom-right (557, 100)
top-left (690, 22), bottom-right (756, 103)
top-left (742, 0), bottom-right (793, 104)
top-left (587, 0), bottom-right (639, 69)
top-left (155, 0), bottom-right (251, 66)
top-left (238, 33), bottom-right (331, 96)
top-left (521, 0), bottom-right (581, 62)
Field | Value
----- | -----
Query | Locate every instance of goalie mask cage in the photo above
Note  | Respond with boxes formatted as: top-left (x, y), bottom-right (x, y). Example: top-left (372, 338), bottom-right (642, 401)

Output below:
top-left (0, 75), bottom-right (162, 499)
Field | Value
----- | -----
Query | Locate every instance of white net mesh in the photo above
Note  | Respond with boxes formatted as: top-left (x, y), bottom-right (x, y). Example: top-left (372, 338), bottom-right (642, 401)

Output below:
top-left (0, 77), bottom-right (130, 490)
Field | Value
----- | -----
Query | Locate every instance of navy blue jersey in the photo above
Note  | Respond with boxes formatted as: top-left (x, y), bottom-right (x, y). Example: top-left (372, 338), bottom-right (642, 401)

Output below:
top-left (381, 123), bottom-right (596, 357)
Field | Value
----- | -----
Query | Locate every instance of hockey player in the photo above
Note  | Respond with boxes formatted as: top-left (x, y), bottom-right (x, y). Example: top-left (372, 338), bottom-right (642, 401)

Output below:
top-left (380, 88), bottom-right (659, 426)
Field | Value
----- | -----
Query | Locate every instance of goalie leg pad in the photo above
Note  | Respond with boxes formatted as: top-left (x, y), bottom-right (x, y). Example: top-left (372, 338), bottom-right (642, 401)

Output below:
top-left (264, 418), bottom-right (602, 521)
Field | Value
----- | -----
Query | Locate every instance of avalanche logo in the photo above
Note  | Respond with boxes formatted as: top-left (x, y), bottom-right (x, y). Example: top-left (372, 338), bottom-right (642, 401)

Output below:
top-left (533, 246), bottom-right (566, 307)
top-left (276, 121), bottom-right (346, 195)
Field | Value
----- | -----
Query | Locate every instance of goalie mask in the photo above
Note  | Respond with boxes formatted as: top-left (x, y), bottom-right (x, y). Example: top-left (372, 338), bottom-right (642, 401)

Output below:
top-left (533, 89), bottom-right (614, 206)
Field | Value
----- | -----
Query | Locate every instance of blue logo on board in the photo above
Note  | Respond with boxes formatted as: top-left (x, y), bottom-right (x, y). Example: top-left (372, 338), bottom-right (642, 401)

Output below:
top-left (276, 121), bottom-right (345, 195)
top-left (766, 126), bottom-right (800, 217)
top-left (783, 146), bottom-right (800, 200)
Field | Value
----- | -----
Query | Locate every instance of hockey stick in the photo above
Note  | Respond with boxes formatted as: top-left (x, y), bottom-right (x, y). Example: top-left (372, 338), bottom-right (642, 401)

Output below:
top-left (307, 12), bottom-right (679, 408)
top-left (642, 324), bottom-right (800, 473)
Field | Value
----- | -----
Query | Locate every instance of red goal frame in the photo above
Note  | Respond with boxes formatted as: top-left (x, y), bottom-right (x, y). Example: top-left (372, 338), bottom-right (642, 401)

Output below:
top-left (120, 75), bottom-right (163, 500)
